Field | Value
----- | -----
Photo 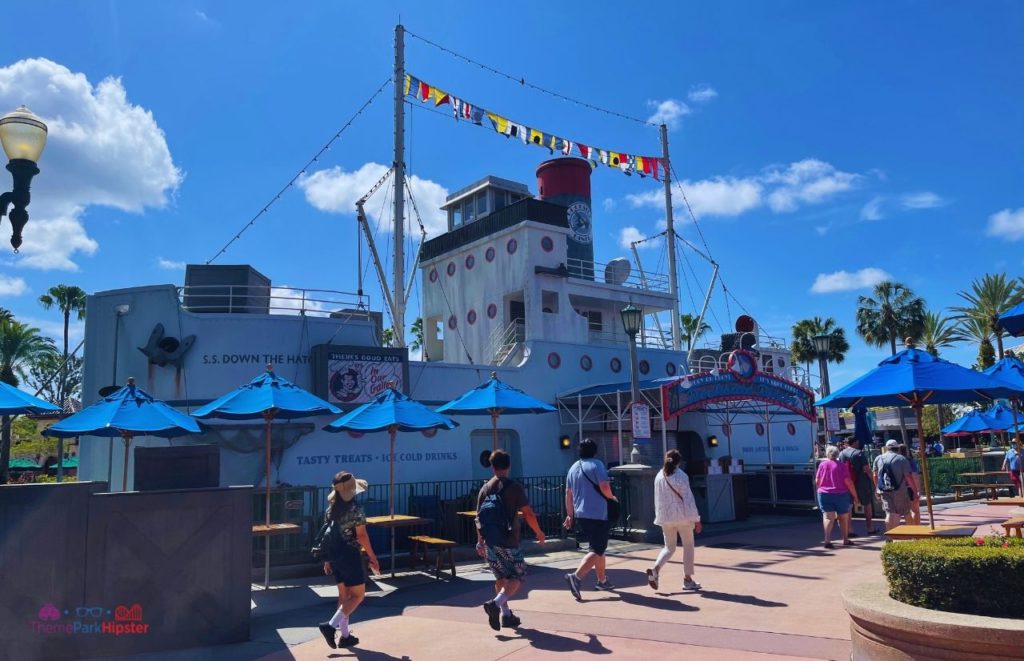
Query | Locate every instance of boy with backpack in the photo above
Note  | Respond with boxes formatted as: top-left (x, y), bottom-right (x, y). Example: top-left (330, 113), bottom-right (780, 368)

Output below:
top-left (873, 439), bottom-right (911, 530)
top-left (476, 449), bottom-right (546, 632)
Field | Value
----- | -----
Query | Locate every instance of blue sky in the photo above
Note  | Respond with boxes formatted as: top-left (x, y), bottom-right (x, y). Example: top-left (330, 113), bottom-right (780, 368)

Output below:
top-left (0, 2), bottom-right (1021, 389)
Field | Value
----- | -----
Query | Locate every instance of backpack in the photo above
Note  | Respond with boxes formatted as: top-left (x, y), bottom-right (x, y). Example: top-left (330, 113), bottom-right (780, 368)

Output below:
top-left (877, 456), bottom-right (901, 493)
top-left (311, 519), bottom-right (338, 560)
top-left (477, 481), bottom-right (512, 547)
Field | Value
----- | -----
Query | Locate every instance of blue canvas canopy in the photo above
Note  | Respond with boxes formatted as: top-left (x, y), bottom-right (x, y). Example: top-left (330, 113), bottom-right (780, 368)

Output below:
top-left (437, 372), bottom-right (554, 450)
top-left (0, 382), bottom-right (59, 416)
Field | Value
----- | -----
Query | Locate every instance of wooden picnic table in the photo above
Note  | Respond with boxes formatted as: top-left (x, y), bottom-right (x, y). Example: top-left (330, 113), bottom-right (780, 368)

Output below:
top-left (959, 471), bottom-right (1009, 479)
top-left (251, 523), bottom-right (301, 536)
top-left (365, 514), bottom-right (430, 577)
top-left (985, 497), bottom-right (1024, 506)
top-left (884, 524), bottom-right (977, 540)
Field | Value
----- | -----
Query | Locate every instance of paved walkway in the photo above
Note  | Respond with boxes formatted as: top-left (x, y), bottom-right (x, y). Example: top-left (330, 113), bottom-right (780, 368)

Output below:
top-left (109, 501), bottom-right (1018, 661)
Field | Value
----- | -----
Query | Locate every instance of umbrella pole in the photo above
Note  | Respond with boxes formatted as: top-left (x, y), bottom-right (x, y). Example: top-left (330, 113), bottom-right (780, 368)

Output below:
top-left (491, 411), bottom-right (499, 452)
top-left (121, 432), bottom-right (133, 491)
top-left (264, 412), bottom-right (274, 590)
top-left (389, 427), bottom-right (396, 577)
top-left (914, 404), bottom-right (935, 529)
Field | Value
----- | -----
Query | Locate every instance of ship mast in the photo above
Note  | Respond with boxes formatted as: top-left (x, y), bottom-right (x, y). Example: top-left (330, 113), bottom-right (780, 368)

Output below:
top-left (661, 124), bottom-right (682, 351)
top-left (392, 24), bottom-right (407, 348)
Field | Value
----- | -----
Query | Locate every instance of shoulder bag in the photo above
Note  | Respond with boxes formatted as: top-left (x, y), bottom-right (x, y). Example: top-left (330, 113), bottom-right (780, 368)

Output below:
top-left (578, 461), bottom-right (621, 522)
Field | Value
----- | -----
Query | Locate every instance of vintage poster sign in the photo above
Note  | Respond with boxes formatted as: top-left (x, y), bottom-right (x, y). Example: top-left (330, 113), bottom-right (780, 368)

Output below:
top-left (662, 350), bottom-right (816, 422)
top-left (310, 345), bottom-right (409, 406)
top-left (631, 402), bottom-right (651, 440)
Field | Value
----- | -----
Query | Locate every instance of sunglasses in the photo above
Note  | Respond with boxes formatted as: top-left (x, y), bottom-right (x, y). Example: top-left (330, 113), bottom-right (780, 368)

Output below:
top-left (76, 607), bottom-right (104, 618)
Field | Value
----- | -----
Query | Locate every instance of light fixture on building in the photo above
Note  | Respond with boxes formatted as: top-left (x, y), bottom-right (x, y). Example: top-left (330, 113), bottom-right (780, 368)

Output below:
top-left (0, 106), bottom-right (48, 251)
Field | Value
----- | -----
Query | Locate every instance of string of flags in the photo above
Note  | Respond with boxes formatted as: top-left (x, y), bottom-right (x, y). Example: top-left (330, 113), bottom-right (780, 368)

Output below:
top-left (405, 73), bottom-right (664, 180)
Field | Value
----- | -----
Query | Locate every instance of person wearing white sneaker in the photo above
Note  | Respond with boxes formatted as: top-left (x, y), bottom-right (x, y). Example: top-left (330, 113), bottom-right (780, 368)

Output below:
top-left (646, 450), bottom-right (702, 593)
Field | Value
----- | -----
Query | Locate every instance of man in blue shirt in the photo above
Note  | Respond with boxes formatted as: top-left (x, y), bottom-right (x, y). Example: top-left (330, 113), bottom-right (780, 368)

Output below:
top-left (1004, 444), bottom-right (1021, 497)
top-left (563, 438), bottom-right (619, 599)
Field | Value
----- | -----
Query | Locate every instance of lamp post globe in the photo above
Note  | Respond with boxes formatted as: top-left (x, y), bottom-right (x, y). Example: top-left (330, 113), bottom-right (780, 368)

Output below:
top-left (812, 333), bottom-right (832, 356)
top-left (620, 303), bottom-right (642, 338)
top-left (0, 105), bottom-right (48, 252)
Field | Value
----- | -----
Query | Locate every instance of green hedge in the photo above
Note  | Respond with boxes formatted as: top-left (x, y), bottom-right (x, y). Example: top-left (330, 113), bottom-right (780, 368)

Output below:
top-left (882, 536), bottom-right (1024, 618)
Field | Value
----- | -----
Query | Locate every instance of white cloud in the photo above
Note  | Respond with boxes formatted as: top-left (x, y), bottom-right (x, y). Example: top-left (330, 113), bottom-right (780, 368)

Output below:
top-left (268, 286), bottom-right (326, 316)
top-left (298, 163), bottom-right (449, 237)
top-left (0, 58), bottom-right (182, 270)
top-left (0, 275), bottom-right (27, 296)
top-left (602, 197), bottom-right (616, 212)
top-left (860, 196), bottom-right (885, 221)
top-left (688, 85), bottom-right (718, 103)
top-left (810, 267), bottom-right (892, 294)
top-left (157, 257), bottom-right (186, 270)
top-left (626, 158), bottom-right (857, 219)
top-left (986, 207), bottom-right (1024, 241)
top-left (646, 99), bottom-right (690, 128)
top-left (900, 191), bottom-right (946, 210)
top-left (618, 226), bottom-right (661, 250)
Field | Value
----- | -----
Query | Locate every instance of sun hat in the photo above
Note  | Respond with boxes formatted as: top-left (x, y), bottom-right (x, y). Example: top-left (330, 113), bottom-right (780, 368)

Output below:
top-left (885, 439), bottom-right (899, 449)
top-left (332, 471), bottom-right (368, 501)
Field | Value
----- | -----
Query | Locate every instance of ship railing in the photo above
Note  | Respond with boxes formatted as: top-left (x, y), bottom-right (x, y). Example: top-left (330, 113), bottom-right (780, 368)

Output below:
top-left (178, 285), bottom-right (370, 318)
top-left (565, 258), bottom-right (670, 293)
top-left (586, 326), bottom-right (672, 350)
top-left (487, 319), bottom-right (525, 366)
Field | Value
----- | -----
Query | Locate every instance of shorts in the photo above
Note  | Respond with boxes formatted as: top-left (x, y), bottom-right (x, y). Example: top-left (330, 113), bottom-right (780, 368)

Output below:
top-left (577, 517), bottom-right (610, 555)
top-left (880, 488), bottom-right (910, 516)
top-left (853, 480), bottom-right (874, 508)
top-left (329, 546), bottom-right (366, 587)
top-left (485, 545), bottom-right (527, 581)
top-left (817, 492), bottom-right (852, 515)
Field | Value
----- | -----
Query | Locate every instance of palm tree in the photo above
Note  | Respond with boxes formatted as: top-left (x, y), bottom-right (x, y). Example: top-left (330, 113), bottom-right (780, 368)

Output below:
top-left (0, 307), bottom-right (13, 324)
top-left (856, 281), bottom-right (927, 355)
top-left (955, 315), bottom-right (996, 370)
top-left (790, 317), bottom-right (849, 392)
top-left (680, 313), bottom-right (711, 351)
top-left (919, 310), bottom-right (961, 441)
top-left (0, 320), bottom-right (58, 484)
top-left (410, 317), bottom-right (424, 352)
top-left (38, 285), bottom-right (87, 364)
top-left (953, 273), bottom-right (1021, 359)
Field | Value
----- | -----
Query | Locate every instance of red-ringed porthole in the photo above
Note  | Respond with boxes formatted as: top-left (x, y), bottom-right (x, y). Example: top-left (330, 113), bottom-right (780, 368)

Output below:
top-left (467, 309), bottom-right (477, 325)
top-left (547, 352), bottom-right (561, 369)
top-left (639, 360), bottom-right (650, 375)
top-left (429, 268), bottom-right (438, 283)
top-left (446, 262), bottom-right (457, 277)
top-left (347, 431), bottom-right (364, 439)
top-left (448, 315), bottom-right (457, 330)
top-left (610, 357), bottom-right (622, 373)
top-left (422, 428), bottom-right (438, 438)
top-left (506, 238), bottom-right (518, 255)
top-left (666, 363), bottom-right (677, 376)
top-left (465, 254), bottom-right (475, 270)
top-left (487, 303), bottom-right (497, 319)
top-left (722, 423), bottom-right (731, 437)
top-left (541, 236), bottom-right (554, 252)
top-left (485, 246), bottom-right (496, 262)
top-left (756, 423), bottom-right (765, 436)
top-left (787, 422), bottom-right (797, 436)
top-left (580, 355), bottom-right (592, 371)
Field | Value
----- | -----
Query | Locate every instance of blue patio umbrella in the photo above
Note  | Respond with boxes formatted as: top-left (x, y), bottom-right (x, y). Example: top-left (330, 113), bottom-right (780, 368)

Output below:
top-left (0, 381), bottom-right (60, 416)
top-left (984, 402), bottom-right (1017, 432)
top-left (436, 372), bottom-right (555, 451)
top-left (194, 364), bottom-right (340, 589)
top-left (984, 356), bottom-right (1024, 445)
top-left (325, 385), bottom-right (457, 517)
top-left (43, 377), bottom-right (200, 490)
top-left (998, 301), bottom-right (1024, 337)
top-left (818, 342), bottom-right (1023, 527)
top-left (942, 410), bottom-right (1000, 436)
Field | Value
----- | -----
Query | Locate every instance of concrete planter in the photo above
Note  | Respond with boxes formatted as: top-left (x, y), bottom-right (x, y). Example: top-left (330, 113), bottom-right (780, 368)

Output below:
top-left (843, 582), bottom-right (1024, 660)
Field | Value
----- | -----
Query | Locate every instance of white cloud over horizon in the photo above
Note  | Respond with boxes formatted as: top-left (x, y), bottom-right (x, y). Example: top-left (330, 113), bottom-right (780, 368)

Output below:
top-left (0, 275), bottom-right (28, 296)
top-left (618, 226), bottom-right (662, 250)
top-left (900, 191), bottom-right (946, 210)
top-left (299, 162), bottom-right (449, 237)
top-left (157, 257), bottom-right (186, 270)
top-left (626, 158), bottom-right (859, 219)
top-left (986, 207), bottom-right (1024, 241)
top-left (688, 85), bottom-right (718, 103)
top-left (810, 267), bottom-right (892, 294)
top-left (860, 196), bottom-right (885, 221)
top-left (646, 99), bottom-right (690, 128)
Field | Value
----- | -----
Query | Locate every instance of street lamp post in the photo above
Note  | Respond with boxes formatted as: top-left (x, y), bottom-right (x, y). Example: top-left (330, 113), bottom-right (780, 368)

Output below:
top-left (620, 303), bottom-right (645, 464)
top-left (813, 333), bottom-right (833, 444)
top-left (0, 106), bottom-right (48, 252)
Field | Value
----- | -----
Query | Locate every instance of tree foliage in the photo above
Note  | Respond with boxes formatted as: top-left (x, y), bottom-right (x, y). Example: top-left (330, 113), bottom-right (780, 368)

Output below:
top-left (952, 273), bottom-right (1021, 359)
top-left (856, 281), bottom-right (926, 355)
top-left (790, 317), bottom-right (850, 366)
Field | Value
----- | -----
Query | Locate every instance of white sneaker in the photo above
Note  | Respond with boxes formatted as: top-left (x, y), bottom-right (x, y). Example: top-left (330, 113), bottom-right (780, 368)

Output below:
top-left (683, 578), bottom-right (702, 591)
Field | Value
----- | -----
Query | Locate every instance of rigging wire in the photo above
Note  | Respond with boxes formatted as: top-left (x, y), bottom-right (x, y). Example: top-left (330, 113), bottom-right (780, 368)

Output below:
top-left (205, 77), bottom-right (391, 264)
top-left (405, 29), bottom-right (656, 128)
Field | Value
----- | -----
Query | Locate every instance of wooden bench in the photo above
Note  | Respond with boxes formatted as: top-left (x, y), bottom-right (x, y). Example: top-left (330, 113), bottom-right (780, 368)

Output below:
top-left (952, 484), bottom-right (1012, 501)
top-left (409, 535), bottom-right (457, 580)
top-left (1001, 517), bottom-right (1024, 539)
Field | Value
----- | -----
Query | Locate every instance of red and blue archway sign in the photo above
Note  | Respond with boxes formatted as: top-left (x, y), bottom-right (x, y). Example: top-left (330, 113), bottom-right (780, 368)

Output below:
top-left (661, 350), bottom-right (817, 422)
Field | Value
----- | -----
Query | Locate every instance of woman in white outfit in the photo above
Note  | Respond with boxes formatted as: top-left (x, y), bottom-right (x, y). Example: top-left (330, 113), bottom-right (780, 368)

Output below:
top-left (647, 449), bottom-right (702, 591)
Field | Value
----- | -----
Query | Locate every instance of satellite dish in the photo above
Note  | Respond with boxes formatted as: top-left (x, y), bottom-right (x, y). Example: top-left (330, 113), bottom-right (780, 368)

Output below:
top-left (604, 258), bottom-right (631, 285)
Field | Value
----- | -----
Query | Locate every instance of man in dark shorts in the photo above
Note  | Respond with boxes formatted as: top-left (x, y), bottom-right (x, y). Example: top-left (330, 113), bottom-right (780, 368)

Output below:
top-left (840, 437), bottom-right (877, 535)
top-left (476, 449), bottom-right (546, 631)
top-left (563, 438), bottom-right (619, 599)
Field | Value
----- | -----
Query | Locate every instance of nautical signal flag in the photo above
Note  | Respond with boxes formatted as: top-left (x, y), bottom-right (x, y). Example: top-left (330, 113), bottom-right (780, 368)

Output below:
top-left (405, 73), bottom-right (664, 180)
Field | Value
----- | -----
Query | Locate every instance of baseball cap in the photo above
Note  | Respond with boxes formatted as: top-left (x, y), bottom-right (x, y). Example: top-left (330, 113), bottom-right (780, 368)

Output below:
top-left (885, 439), bottom-right (899, 449)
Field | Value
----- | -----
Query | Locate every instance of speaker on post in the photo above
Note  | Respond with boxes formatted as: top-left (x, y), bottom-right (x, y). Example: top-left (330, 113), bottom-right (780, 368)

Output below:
top-left (134, 445), bottom-right (220, 491)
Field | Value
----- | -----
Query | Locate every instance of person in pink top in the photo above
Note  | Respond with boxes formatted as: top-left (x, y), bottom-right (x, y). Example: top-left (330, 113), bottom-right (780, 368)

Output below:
top-left (815, 445), bottom-right (861, 549)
